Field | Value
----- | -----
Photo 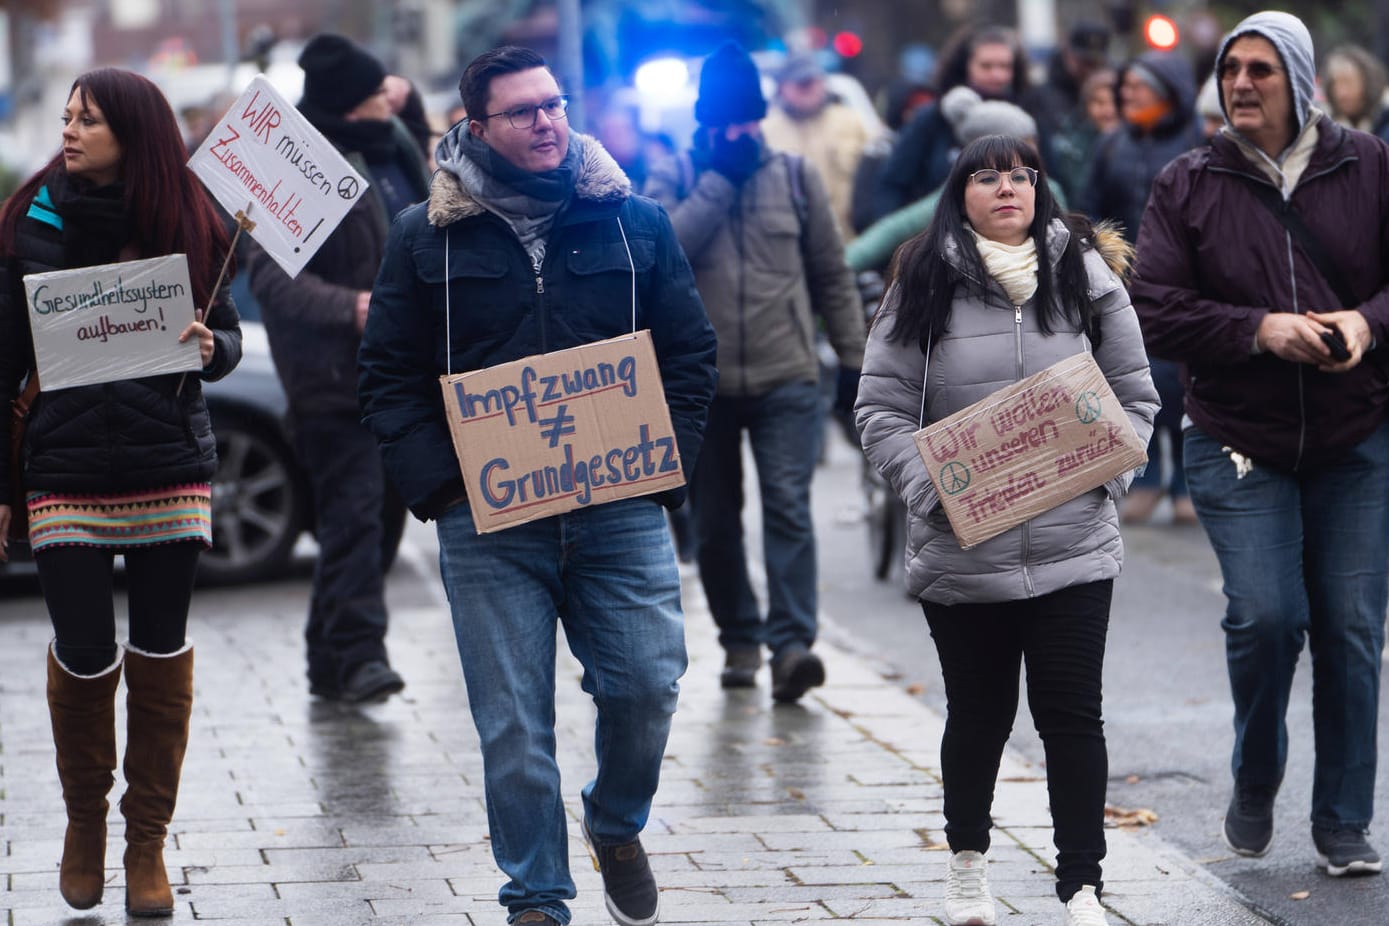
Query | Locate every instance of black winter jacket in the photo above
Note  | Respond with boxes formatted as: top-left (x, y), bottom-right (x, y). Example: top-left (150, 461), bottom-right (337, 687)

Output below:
top-left (358, 136), bottom-right (718, 520)
top-left (0, 184), bottom-right (242, 498)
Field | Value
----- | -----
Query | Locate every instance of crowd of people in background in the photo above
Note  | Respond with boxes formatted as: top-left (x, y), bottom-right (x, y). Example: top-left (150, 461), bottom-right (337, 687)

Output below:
top-left (7, 8), bottom-right (1389, 926)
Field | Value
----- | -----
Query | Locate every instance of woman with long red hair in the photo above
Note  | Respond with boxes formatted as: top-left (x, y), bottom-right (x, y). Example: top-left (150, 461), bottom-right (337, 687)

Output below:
top-left (0, 67), bottom-right (240, 917)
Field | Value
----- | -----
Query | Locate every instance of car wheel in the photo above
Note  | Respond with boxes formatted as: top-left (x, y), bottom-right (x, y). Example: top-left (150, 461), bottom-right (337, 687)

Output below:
top-left (201, 413), bottom-right (307, 585)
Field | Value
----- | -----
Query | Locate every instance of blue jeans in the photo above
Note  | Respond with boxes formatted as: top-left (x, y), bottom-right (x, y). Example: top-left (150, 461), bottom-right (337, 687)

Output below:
top-left (691, 379), bottom-right (821, 659)
top-left (435, 497), bottom-right (686, 924)
top-left (1184, 424), bottom-right (1389, 829)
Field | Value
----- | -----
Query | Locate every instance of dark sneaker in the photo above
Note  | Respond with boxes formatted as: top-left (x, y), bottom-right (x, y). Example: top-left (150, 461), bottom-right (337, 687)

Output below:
top-left (1313, 826), bottom-right (1383, 876)
top-left (583, 820), bottom-right (659, 926)
top-left (771, 647), bottom-right (825, 703)
top-left (340, 660), bottom-right (405, 703)
top-left (1222, 782), bottom-right (1277, 857)
top-left (720, 647), bottom-right (761, 689)
top-left (514, 911), bottom-right (561, 925)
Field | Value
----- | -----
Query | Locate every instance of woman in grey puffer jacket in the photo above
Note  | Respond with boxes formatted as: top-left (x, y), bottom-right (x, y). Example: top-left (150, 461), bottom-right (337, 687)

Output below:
top-left (855, 135), bottom-right (1157, 926)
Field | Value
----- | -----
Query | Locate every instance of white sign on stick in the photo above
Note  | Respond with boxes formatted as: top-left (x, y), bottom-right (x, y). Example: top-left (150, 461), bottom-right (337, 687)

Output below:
top-left (187, 75), bottom-right (367, 278)
top-left (23, 255), bottom-right (202, 392)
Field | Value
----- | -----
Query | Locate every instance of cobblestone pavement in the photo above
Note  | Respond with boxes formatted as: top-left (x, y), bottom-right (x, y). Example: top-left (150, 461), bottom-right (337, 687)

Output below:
top-left (0, 561), bottom-right (1272, 925)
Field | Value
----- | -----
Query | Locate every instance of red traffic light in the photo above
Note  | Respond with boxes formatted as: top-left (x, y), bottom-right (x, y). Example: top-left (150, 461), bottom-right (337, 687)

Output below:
top-left (833, 31), bottom-right (863, 58)
top-left (1144, 14), bottom-right (1179, 50)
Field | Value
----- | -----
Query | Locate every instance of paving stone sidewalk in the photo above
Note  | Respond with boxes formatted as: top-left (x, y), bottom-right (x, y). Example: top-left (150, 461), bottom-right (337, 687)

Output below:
top-left (0, 565), bottom-right (1270, 925)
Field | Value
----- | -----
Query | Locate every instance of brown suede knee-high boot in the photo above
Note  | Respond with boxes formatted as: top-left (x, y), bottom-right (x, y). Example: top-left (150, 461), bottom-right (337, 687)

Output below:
top-left (46, 644), bottom-right (123, 910)
top-left (120, 643), bottom-right (193, 917)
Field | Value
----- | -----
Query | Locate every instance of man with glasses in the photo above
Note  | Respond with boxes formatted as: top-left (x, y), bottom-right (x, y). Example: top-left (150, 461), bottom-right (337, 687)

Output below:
top-left (1133, 10), bottom-right (1389, 877)
top-left (358, 46), bottom-right (717, 926)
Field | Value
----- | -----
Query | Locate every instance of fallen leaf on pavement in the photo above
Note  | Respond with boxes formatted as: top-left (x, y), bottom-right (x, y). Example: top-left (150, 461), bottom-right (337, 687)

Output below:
top-left (1104, 804), bottom-right (1159, 827)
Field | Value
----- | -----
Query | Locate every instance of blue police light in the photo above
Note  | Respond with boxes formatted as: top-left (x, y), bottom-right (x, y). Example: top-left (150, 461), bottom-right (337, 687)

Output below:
top-left (635, 57), bottom-right (691, 99)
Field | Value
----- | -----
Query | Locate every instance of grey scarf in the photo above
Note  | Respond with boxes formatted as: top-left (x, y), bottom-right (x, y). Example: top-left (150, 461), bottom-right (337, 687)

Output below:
top-left (434, 123), bottom-right (582, 269)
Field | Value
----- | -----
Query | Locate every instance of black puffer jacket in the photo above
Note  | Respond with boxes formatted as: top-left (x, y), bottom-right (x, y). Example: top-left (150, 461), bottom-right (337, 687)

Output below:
top-left (0, 183), bottom-right (241, 498)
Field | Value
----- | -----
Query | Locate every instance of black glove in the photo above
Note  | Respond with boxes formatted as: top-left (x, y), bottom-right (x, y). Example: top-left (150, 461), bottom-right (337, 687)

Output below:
top-left (709, 133), bottom-right (760, 185)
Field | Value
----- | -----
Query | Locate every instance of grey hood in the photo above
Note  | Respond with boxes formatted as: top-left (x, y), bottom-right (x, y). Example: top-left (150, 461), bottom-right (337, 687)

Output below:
top-left (1215, 10), bottom-right (1317, 140)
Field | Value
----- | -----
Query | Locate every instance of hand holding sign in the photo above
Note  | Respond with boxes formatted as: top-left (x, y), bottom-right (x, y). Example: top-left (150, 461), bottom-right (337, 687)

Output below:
top-left (179, 309), bottom-right (213, 367)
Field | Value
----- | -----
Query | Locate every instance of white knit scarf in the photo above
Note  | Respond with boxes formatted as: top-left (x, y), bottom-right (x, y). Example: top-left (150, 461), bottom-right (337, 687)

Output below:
top-left (968, 225), bottom-right (1039, 306)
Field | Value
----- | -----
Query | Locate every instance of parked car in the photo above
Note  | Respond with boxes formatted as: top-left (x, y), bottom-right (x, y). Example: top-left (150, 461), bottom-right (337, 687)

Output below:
top-left (1, 319), bottom-right (407, 585)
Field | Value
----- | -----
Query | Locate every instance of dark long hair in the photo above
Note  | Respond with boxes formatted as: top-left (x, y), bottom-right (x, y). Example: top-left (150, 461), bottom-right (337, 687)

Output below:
top-left (883, 134), bottom-right (1098, 351)
top-left (0, 68), bottom-right (231, 309)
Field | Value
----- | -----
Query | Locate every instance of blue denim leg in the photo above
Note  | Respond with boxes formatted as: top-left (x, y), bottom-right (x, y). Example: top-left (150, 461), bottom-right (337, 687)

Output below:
top-left (435, 497), bottom-right (684, 923)
top-left (745, 380), bottom-right (822, 658)
top-left (691, 395), bottom-right (763, 650)
top-left (1301, 426), bottom-right (1389, 828)
top-left (1184, 425), bottom-right (1389, 827)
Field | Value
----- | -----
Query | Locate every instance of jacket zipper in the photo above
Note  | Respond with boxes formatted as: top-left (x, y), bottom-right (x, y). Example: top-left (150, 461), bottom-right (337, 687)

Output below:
top-left (534, 256), bottom-right (547, 351)
top-left (1014, 302), bottom-right (1035, 596)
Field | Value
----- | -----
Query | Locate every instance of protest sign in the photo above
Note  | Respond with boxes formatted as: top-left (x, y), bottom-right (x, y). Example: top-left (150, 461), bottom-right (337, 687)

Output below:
top-left (440, 331), bottom-right (685, 533)
top-left (914, 352), bottom-right (1147, 550)
top-left (187, 75), bottom-right (367, 278)
top-left (23, 255), bottom-right (201, 392)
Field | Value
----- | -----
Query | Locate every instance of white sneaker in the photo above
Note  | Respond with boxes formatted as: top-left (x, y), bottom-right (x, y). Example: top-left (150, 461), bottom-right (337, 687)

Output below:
top-left (943, 850), bottom-right (996, 925)
top-left (1063, 885), bottom-right (1109, 926)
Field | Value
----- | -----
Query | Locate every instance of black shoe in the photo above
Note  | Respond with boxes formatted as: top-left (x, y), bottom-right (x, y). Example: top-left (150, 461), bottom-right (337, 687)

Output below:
top-left (308, 681), bottom-right (341, 701)
top-left (720, 647), bottom-right (761, 689)
top-left (1223, 782), bottom-right (1277, 857)
top-left (583, 820), bottom-right (659, 926)
top-left (514, 911), bottom-right (561, 925)
top-left (1313, 826), bottom-right (1383, 876)
top-left (771, 647), bottom-right (825, 703)
top-left (340, 660), bottom-right (404, 703)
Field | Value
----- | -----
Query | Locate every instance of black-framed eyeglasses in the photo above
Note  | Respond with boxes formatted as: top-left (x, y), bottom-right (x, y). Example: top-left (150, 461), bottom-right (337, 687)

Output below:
top-left (1219, 59), bottom-right (1282, 81)
top-left (967, 167), bottom-right (1038, 189)
top-left (481, 95), bottom-right (569, 129)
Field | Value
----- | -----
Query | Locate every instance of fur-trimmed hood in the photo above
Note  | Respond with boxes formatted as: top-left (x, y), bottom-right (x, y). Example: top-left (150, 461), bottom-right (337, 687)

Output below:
top-left (426, 132), bottom-right (631, 227)
top-left (1089, 219), bottom-right (1133, 281)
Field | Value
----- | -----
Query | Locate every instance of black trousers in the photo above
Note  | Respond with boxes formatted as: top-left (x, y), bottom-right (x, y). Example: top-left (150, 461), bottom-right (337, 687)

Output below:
top-left (36, 542), bottom-right (201, 674)
top-left (923, 579), bottom-right (1112, 903)
top-left (292, 412), bottom-right (391, 689)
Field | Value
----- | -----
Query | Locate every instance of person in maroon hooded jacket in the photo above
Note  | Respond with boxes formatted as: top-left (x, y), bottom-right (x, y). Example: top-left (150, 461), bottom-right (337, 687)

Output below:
top-left (1132, 10), bottom-right (1389, 879)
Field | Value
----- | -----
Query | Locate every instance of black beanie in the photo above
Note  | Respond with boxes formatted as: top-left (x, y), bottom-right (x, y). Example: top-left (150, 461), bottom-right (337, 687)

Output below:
top-left (298, 34), bottom-right (387, 116)
top-left (695, 42), bottom-right (767, 127)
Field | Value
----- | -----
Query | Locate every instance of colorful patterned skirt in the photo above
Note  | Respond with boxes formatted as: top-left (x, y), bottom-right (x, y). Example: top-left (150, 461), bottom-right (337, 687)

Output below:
top-left (26, 484), bottom-right (213, 553)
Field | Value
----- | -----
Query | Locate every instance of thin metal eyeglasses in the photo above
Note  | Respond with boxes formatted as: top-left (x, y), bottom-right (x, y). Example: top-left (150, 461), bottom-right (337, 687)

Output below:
top-left (481, 95), bottom-right (569, 129)
top-left (1219, 60), bottom-right (1282, 81)
top-left (967, 167), bottom-right (1038, 189)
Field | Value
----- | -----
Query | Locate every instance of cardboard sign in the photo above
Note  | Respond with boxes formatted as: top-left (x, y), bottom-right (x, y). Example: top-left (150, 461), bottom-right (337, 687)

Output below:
top-left (914, 353), bottom-right (1147, 550)
top-left (23, 255), bottom-right (201, 392)
top-left (440, 330), bottom-right (685, 533)
top-left (188, 75), bottom-right (367, 278)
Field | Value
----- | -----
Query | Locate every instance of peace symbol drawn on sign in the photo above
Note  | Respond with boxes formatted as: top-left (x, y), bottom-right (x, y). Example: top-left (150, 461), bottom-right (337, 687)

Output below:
top-left (939, 461), bottom-right (972, 495)
top-left (1075, 391), bottom-right (1102, 424)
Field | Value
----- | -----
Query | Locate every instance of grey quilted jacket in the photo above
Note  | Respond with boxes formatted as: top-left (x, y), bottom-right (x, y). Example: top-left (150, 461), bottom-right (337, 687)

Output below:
top-left (855, 219), bottom-right (1158, 604)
